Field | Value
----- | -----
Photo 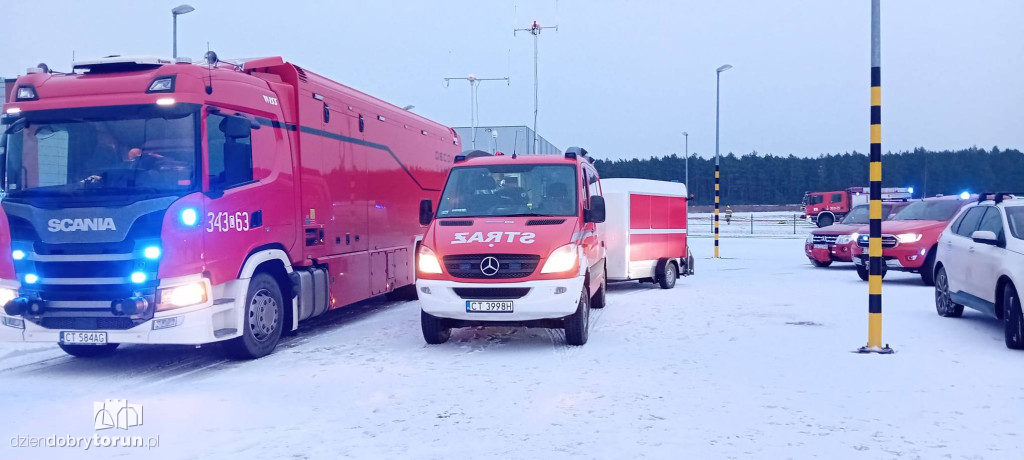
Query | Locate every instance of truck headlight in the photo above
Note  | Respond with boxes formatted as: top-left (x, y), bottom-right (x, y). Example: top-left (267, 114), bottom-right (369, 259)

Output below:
top-left (541, 244), bottom-right (579, 274)
top-left (0, 288), bottom-right (16, 308)
top-left (835, 233), bottom-right (858, 245)
top-left (157, 281), bottom-right (209, 311)
top-left (896, 233), bottom-right (923, 243)
top-left (417, 245), bottom-right (443, 274)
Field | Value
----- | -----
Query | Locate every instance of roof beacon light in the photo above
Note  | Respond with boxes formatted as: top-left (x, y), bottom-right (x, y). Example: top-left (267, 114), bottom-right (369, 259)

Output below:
top-left (959, 191), bottom-right (971, 200)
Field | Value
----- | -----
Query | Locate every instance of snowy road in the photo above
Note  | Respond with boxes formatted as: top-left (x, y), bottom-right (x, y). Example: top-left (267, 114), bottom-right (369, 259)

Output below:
top-left (1, 237), bottom-right (1021, 459)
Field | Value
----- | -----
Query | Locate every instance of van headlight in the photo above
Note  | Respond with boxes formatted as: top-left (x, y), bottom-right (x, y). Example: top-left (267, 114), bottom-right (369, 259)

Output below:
top-left (896, 233), bottom-right (923, 243)
top-left (541, 244), bottom-right (579, 274)
top-left (417, 245), bottom-right (443, 274)
top-left (157, 281), bottom-right (209, 311)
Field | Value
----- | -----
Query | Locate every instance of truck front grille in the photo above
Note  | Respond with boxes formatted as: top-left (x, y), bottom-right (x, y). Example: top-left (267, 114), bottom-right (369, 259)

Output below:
top-left (443, 254), bottom-right (541, 279)
top-left (40, 316), bottom-right (137, 330)
top-left (857, 235), bottom-right (899, 248)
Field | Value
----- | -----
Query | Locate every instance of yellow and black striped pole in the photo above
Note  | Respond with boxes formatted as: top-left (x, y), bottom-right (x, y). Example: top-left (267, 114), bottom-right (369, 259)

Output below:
top-left (714, 64), bottom-right (731, 258)
top-left (861, 0), bottom-right (893, 354)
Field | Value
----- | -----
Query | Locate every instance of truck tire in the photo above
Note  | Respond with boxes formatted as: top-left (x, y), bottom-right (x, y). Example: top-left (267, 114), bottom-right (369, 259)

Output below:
top-left (919, 249), bottom-right (937, 286)
top-left (564, 286), bottom-right (590, 346)
top-left (224, 273), bottom-right (285, 360)
top-left (1003, 284), bottom-right (1024, 350)
top-left (856, 264), bottom-right (886, 281)
top-left (816, 213), bottom-right (835, 228)
top-left (656, 260), bottom-right (678, 289)
top-left (590, 272), bottom-right (607, 309)
top-left (421, 310), bottom-right (451, 344)
top-left (58, 343), bottom-right (119, 358)
top-left (934, 266), bottom-right (964, 318)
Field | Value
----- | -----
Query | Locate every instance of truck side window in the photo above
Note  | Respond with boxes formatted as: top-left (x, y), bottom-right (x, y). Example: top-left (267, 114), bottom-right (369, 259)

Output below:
top-left (207, 113), bottom-right (254, 190)
top-left (953, 207), bottom-right (985, 237)
top-left (831, 193), bottom-right (843, 203)
top-left (810, 195), bottom-right (824, 205)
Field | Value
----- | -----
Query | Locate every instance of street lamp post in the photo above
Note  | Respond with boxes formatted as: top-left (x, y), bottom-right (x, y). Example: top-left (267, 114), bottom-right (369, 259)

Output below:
top-left (443, 75), bottom-right (510, 150)
top-left (171, 4), bottom-right (195, 59)
top-left (682, 132), bottom-right (689, 189)
top-left (714, 64), bottom-right (732, 259)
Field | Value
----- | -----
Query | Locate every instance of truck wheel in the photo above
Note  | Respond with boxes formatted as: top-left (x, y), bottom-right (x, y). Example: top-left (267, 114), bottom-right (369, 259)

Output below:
top-left (590, 273), bottom-right (607, 309)
top-left (811, 259), bottom-right (832, 268)
top-left (421, 310), bottom-right (451, 344)
top-left (224, 273), bottom-right (284, 360)
top-left (816, 213), bottom-right (835, 228)
top-left (856, 264), bottom-right (886, 281)
top-left (1003, 284), bottom-right (1024, 350)
top-left (58, 343), bottom-right (119, 358)
top-left (920, 250), bottom-right (937, 286)
top-left (564, 287), bottom-right (590, 346)
top-left (934, 266), bottom-right (964, 318)
top-left (657, 261), bottom-right (678, 289)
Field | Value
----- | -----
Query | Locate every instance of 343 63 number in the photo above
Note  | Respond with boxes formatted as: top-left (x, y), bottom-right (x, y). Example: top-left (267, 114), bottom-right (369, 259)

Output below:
top-left (206, 211), bottom-right (250, 233)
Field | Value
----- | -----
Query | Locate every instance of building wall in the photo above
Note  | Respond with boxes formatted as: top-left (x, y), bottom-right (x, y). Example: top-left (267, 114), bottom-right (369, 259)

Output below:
top-left (453, 126), bottom-right (560, 155)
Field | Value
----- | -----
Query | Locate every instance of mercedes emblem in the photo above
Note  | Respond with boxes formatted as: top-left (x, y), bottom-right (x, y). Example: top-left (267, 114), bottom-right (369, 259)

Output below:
top-left (480, 256), bottom-right (500, 276)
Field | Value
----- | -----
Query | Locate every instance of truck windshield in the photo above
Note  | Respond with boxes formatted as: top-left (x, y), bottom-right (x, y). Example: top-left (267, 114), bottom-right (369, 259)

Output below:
top-left (891, 200), bottom-right (963, 222)
top-left (842, 204), bottom-right (894, 224)
top-left (3, 104), bottom-right (199, 207)
top-left (436, 164), bottom-right (578, 218)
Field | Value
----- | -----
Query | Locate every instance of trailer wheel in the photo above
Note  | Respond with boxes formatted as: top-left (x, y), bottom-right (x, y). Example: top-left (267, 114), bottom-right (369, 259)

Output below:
top-left (564, 286), bottom-right (590, 346)
top-left (421, 310), bottom-right (451, 344)
top-left (816, 212), bottom-right (835, 228)
top-left (58, 343), bottom-right (119, 358)
top-left (224, 272), bottom-right (284, 360)
top-left (656, 260), bottom-right (678, 289)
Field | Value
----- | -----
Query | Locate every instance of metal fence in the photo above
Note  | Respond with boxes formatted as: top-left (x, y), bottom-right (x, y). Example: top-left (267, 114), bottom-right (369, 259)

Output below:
top-left (688, 213), bottom-right (815, 238)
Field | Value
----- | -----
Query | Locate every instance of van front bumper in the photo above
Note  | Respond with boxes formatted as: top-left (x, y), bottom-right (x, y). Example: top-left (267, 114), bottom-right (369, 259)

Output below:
top-left (416, 276), bottom-right (585, 322)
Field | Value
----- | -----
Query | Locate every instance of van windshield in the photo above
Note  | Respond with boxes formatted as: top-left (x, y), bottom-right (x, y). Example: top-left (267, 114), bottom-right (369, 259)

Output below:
top-left (436, 164), bottom-right (578, 218)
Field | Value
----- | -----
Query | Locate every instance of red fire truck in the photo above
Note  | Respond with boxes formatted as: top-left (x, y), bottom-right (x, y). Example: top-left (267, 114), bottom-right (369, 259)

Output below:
top-left (0, 55), bottom-right (459, 359)
top-left (801, 186), bottom-right (912, 227)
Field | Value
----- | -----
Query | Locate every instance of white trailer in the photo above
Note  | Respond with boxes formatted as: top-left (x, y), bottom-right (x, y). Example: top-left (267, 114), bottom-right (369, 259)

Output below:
top-left (601, 179), bottom-right (693, 289)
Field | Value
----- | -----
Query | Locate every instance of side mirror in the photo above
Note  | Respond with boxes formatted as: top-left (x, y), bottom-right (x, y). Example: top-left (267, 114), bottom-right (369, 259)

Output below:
top-left (419, 199), bottom-right (433, 226)
top-left (586, 196), bottom-right (606, 223)
top-left (971, 230), bottom-right (1000, 246)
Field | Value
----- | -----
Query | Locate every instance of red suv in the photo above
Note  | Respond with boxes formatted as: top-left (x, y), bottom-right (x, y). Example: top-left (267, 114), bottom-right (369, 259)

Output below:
top-left (805, 202), bottom-right (911, 267)
top-left (852, 195), bottom-right (974, 285)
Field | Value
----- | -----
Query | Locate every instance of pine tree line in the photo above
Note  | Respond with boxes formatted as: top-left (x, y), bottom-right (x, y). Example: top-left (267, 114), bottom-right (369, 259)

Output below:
top-left (592, 147), bottom-right (1024, 206)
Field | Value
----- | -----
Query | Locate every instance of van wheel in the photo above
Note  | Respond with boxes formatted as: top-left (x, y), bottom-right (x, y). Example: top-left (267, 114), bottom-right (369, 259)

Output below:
top-left (58, 343), bottom-right (119, 358)
top-left (657, 261), bottom-right (678, 289)
top-left (224, 273), bottom-right (284, 360)
top-left (934, 266), bottom-right (964, 318)
top-left (1003, 284), bottom-right (1024, 350)
top-left (811, 259), bottom-right (832, 268)
top-left (421, 310), bottom-right (451, 344)
top-left (920, 250), bottom-right (937, 286)
top-left (564, 287), bottom-right (590, 346)
top-left (591, 273), bottom-right (607, 309)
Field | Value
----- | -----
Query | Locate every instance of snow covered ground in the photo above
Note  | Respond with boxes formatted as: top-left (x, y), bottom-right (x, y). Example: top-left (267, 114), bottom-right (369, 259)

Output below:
top-left (1, 237), bottom-right (1022, 459)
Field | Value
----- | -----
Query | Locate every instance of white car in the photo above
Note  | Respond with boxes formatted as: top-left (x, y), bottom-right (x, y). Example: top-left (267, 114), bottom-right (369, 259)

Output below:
top-left (933, 194), bottom-right (1024, 349)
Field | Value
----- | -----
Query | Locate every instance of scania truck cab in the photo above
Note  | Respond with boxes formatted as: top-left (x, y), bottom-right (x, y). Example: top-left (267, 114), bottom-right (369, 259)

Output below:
top-left (415, 148), bottom-right (606, 346)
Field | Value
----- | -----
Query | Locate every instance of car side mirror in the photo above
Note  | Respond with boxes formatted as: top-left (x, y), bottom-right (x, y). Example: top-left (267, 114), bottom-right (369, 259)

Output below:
top-left (586, 196), bottom-right (606, 223)
top-left (419, 199), bottom-right (433, 226)
top-left (971, 230), bottom-right (999, 245)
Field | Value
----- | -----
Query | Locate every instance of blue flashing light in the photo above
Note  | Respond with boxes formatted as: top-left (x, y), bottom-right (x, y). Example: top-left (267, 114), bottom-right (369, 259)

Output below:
top-left (130, 272), bottom-right (147, 284)
top-left (24, 273), bottom-right (38, 284)
top-left (11, 250), bottom-right (25, 261)
top-left (959, 191), bottom-right (971, 200)
top-left (180, 208), bottom-right (199, 226)
top-left (143, 246), bottom-right (161, 260)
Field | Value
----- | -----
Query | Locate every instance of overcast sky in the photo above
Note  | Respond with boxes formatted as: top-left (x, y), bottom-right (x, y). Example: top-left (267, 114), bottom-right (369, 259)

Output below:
top-left (3, 1), bottom-right (1022, 160)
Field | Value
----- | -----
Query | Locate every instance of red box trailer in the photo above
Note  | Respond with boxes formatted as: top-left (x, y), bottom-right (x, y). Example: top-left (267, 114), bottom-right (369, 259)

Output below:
top-left (602, 179), bottom-right (692, 289)
top-left (0, 55), bottom-right (459, 358)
